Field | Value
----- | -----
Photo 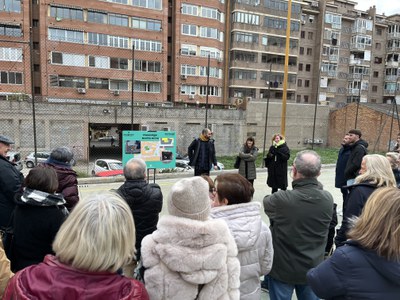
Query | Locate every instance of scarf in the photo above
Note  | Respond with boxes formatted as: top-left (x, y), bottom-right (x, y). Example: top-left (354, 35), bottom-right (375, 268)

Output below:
top-left (199, 134), bottom-right (209, 142)
top-left (21, 188), bottom-right (66, 207)
top-left (273, 139), bottom-right (285, 148)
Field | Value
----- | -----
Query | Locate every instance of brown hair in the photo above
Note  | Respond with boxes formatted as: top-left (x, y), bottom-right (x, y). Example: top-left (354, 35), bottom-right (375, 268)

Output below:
top-left (271, 133), bottom-right (284, 142)
top-left (201, 174), bottom-right (215, 192)
top-left (214, 173), bottom-right (254, 205)
top-left (348, 187), bottom-right (400, 260)
top-left (24, 166), bottom-right (59, 193)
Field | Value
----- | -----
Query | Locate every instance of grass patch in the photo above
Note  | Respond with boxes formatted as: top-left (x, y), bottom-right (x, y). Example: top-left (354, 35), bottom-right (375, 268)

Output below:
top-left (218, 147), bottom-right (340, 169)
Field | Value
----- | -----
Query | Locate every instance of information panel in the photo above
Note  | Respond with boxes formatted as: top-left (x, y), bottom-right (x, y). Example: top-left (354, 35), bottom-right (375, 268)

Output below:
top-left (122, 131), bottom-right (176, 169)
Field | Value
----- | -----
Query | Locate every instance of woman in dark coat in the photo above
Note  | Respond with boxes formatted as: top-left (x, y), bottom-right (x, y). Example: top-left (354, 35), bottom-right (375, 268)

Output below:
top-left (307, 187), bottom-right (400, 300)
top-left (238, 137), bottom-right (258, 186)
top-left (265, 133), bottom-right (290, 193)
top-left (10, 167), bottom-right (68, 272)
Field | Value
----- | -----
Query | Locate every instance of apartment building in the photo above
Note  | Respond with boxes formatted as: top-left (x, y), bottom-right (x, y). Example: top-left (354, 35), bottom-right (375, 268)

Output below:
top-left (1, 0), bottom-right (400, 108)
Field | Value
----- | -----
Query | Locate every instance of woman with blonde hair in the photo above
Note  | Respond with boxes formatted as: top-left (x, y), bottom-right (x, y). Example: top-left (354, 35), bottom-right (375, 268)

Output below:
top-left (307, 187), bottom-right (400, 299)
top-left (335, 154), bottom-right (396, 247)
top-left (3, 192), bottom-right (149, 300)
top-left (386, 152), bottom-right (400, 187)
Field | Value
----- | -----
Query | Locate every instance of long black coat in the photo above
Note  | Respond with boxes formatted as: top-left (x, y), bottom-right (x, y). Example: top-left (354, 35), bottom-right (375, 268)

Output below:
top-left (265, 142), bottom-right (290, 189)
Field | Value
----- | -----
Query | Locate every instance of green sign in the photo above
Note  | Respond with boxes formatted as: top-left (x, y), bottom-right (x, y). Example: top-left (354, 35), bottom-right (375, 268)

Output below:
top-left (122, 131), bottom-right (176, 169)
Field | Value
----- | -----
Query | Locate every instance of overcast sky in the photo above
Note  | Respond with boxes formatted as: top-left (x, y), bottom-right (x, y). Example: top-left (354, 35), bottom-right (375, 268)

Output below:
top-left (355, 1), bottom-right (400, 16)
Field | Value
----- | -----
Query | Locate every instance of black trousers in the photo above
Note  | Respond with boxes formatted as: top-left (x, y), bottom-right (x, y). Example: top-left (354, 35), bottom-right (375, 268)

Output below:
top-left (194, 167), bottom-right (210, 176)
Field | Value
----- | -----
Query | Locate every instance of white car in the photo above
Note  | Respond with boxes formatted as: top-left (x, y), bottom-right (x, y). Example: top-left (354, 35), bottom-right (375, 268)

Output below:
top-left (92, 159), bottom-right (123, 177)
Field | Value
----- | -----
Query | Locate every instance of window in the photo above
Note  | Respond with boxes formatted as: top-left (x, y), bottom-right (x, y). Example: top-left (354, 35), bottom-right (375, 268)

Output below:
top-left (298, 63), bottom-right (303, 71)
top-left (376, 28), bottom-right (382, 35)
top-left (306, 64), bottom-right (311, 71)
top-left (48, 28), bottom-right (84, 43)
top-left (234, 32), bottom-right (258, 44)
top-left (200, 27), bottom-right (219, 39)
top-left (373, 71), bottom-right (379, 78)
top-left (110, 57), bottom-right (128, 69)
top-left (233, 12), bottom-right (259, 25)
top-left (300, 31), bottom-right (305, 38)
top-left (372, 85), bottom-right (378, 92)
top-left (88, 56), bottom-right (109, 68)
top-left (200, 47), bottom-right (222, 59)
top-left (299, 47), bottom-right (304, 55)
top-left (89, 78), bottom-right (109, 89)
top-left (109, 80), bottom-right (128, 90)
top-left (375, 42), bottom-right (381, 50)
top-left (49, 75), bottom-right (85, 88)
top-left (0, 0), bottom-right (21, 13)
top-left (308, 32), bottom-right (313, 40)
top-left (132, 39), bottom-right (162, 52)
top-left (134, 60), bottom-right (161, 72)
top-left (304, 95), bottom-right (309, 103)
top-left (51, 52), bottom-right (85, 67)
top-left (296, 95), bottom-right (301, 102)
top-left (50, 6), bottom-right (83, 20)
top-left (109, 14), bottom-right (128, 27)
top-left (132, 17), bottom-right (161, 31)
top-left (307, 48), bottom-right (312, 55)
top-left (134, 81), bottom-right (161, 92)
top-left (0, 71), bottom-right (22, 84)
top-left (182, 24), bottom-right (197, 36)
top-left (0, 24), bottom-right (22, 37)
top-left (201, 7), bottom-right (221, 21)
top-left (374, 57), bottom-right (382, 64)
top-left (132, 0), bottom-right (161, 9)
top-left (297, 79), bottom-right (302, 87)
top-left (88, 33), bottom-right (129, 48)
top-left (32, 19), bottom-right (39, 27)
top-left (0, 47), bottom-right (22, 61)
top-left (181, 44), bottom-right (197, 56)
top-left (200, 86), bottom-right (219, 96)
top-left (181, 64), bottom-right (196, 76)
top-left (181, 85), bottom-right (196, 95)
top-left (87, 11), bottom-right (107, 24)
top-left (233, 70), bottom-right (256, 80)
top-left (200, 66), bottom-right (220, 78)
top-left (305, 80), bottom-right (310, 87)
top-left (181, 3), bottom-right (198, 16)
top-left (105, 0), bottom-right (128, 4)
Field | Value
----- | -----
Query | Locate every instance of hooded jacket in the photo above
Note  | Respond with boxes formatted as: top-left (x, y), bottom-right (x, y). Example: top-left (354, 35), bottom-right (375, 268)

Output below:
top-left (42, 160), bottom-right (79, 211)
top-left (211, 202), bottom-right (273, 300)
top-left (3, 255), bottom-right (149, 300)
top-left (116, 180), bottom-right (163, 260)
top-left (344, 139), bottom-right (368, 180)
top-left (141, 215), bottom-right (241, 300)
top-left (10, 188), bottom-right (68, 272)
top-left (307, 240), bottom-right (400, 300)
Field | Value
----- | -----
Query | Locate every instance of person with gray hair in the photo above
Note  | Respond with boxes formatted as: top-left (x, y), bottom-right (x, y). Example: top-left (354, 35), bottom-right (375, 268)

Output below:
top-left (263, 150), bottom-right (333, 300)
top-left (41, 146), bottom-right (78, 211)
top-left (117, 158), bottom-right (163, 265)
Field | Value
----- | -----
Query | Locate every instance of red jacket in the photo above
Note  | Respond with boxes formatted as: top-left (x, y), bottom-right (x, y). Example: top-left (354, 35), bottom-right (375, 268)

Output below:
top-left (3, 255), bottom-right (149, 300)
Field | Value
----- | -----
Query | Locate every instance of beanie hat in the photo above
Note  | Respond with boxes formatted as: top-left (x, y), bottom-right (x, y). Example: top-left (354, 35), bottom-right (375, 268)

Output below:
top-left (168, 177), bottom-right (210, 221)
top-left (348, 129), bottom-right (362, 138)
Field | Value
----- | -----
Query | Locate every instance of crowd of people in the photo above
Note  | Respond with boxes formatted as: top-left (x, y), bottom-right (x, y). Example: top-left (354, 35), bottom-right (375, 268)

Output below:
top-left (0, 128), bottom-right (399, 300)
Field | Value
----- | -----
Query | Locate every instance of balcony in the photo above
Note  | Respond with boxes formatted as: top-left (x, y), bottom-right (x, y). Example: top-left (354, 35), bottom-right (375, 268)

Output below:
top-left (388, 32), bottom-right (400, 39)
top-left (350, 43), bottom-right (368, 51)
top-left (386, 61), bottom-right (399, 68)
top-left (352, 27), bottom-right (367, 35)
top-left (385, 75), bottom-right (398, 82)
top-left (321, 70), bottom-right (337, 78)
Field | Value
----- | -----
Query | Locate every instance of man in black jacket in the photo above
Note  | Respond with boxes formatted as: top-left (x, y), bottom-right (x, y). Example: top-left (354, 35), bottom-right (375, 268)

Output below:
top-left (117, 158), bottom-right (163, 262)
top-left (335, 134), bottom-right (351, 202)
top-left (0, 135), bottom-right (23, 230)
top-left (344, 129), bottom-right (368, 185)
top-left (188, 128), bottom-right (218, 176)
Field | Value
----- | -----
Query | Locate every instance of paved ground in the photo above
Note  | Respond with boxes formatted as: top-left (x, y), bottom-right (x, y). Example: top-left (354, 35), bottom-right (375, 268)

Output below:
top-left (78, 165), bottom-right (342, 300)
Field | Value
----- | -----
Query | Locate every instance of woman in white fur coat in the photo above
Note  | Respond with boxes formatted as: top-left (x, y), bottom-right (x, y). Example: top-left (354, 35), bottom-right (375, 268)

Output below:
top-left (141, 177), bottom-right (241, 300)
top-left (211, 174), bottom-right (274, 300)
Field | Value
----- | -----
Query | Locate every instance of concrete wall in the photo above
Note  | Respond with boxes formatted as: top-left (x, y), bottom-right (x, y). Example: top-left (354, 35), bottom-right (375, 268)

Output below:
top-left (0, 100), bottom-right (330, 159)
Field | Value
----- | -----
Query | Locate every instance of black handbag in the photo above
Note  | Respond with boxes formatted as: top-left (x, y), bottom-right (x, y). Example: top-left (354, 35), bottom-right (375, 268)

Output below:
top-left (234, 156), bottom-right (241, 169)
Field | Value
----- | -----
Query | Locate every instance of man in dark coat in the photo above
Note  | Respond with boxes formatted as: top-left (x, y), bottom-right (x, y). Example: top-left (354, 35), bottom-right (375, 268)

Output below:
top-left (344, 129), bottom-right (368, 185)
top-left (117, 158), bottom-right (163, 261)
top-left (0, 135), bottom-right (23, 229)
top-left (335, 134), bottom-right (351, 202)
top-left (263, 150), bottom-right (333, 300)
top-left (188, 128), bottom-right (218, 176)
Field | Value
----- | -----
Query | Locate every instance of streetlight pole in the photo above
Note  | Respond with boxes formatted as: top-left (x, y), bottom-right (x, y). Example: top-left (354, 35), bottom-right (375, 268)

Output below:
top-left (131, 44), bottom-right (135, 130)
top-left (205, 54), bottom-right (210, 128)
top-left (262, 63), bottom-right (272, 167)
top-left (354, 76), bottom-right (362, 128)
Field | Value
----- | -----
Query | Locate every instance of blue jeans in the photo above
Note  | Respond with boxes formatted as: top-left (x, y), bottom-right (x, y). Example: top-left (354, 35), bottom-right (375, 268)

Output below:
top-left (268, 276), bottom-right (319, 300)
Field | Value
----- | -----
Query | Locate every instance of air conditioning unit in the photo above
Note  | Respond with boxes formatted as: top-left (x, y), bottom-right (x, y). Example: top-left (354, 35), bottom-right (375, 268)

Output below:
top-left (181, 75), bottom-right (187, 80)
top-left (77, 88), bottom-right (86, 94)
top-left (189, 94), bottom-right (195, 100)
top-left (113, 90), bottom-right (120, 96)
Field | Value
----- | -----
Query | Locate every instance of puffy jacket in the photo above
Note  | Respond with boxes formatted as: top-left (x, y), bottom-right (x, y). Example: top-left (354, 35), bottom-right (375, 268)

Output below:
top-left (238, 146), bottom-right (258, 181)
top-left (3, 255), bottom-right (149, 300)
top-left (0, 155), bottom-right (23, 228)
top-left (141, 215), bottom-right (241, 300)
top-left (42, 162), bottom-right (79, 211)
top-left (334, 182), bottom-right (376, 248)
top-left (263, 178), bottom-right (333, 284)
top-left (344, 139), bottom-right (368, 180)
top-left (307, 240), bottom-right (400, 300)
top-left (117, 180), bottom-right (163, 260)
top-left (211, 202), bottom-right (273, 300)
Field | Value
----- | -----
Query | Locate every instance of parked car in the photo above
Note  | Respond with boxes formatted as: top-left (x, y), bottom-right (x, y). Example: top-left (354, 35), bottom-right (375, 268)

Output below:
top-left (179, 157), bottom-right (224, 171)
top-left (25, 151), bottom-right (76, 168)
top-left (92, 159), bottom-right (123, 177)
top-left (97, 136), bottom-right (117, 142)
top-left (24, 151), bottom-right (51, 168)
top-left (6, 151), bottom-right (23, 171)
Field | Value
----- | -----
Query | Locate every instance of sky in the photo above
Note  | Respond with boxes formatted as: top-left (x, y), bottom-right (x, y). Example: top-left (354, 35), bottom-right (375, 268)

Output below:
top-left (355, 1), bottom-right (400, 16)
